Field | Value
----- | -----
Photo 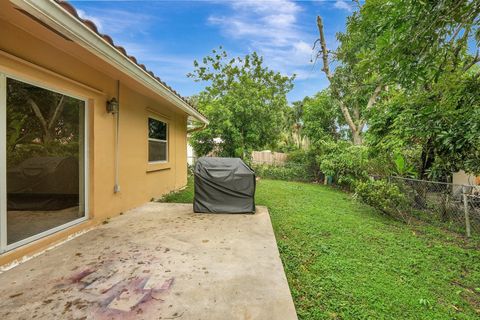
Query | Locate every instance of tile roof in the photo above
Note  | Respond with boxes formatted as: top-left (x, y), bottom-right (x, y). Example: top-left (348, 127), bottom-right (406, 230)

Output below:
top-left (54, 0), bottom-right (201, 115)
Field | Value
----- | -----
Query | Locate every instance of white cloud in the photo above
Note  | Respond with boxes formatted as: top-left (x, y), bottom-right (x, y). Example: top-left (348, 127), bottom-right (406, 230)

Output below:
top-left (73, 0), bottom-right (348, 99)
top-left (74, 6), bottom-right (194, 84)
top-left (207, 0), bottom-right (319, 80)
top-left (230, 0), bottom-right (301, 15)
top-left (76, 9), bottom-right (104, 31)
top-left (76, 7), bottom-right (153, 35)
top-left (334, 0), bottom-right (353, 12)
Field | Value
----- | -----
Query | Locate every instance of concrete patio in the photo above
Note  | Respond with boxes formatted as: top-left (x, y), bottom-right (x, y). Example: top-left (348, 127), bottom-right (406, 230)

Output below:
top-left (0, 203), bottom-right (297, 320)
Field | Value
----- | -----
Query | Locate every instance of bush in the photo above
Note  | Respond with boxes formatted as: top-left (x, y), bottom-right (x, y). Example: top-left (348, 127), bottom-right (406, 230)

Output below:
top-left (253, 141), bottom-right (392, 186)
top-left (316, 140), bottom-right (370, 189)
top-left (287, 149), bottom-right (322, 181)
top-left (286, 149), bottom-right (308, 164)
top-left (354, 179), bottom-right (410, 222)
top-left (253, 162), bottom-right (314, 182)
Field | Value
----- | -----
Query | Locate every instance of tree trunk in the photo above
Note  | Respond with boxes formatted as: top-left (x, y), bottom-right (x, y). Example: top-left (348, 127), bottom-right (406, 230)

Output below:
top-left (43, 131), bottom-right (53, 144)
top-left (419, 139), bottom-right (434, 179)
top-left (316, 16), bottom-right (383, 146)
top-left (352, 130), bottom-right (362, 145)
top-left (28, 95), bottom-right (65, 144)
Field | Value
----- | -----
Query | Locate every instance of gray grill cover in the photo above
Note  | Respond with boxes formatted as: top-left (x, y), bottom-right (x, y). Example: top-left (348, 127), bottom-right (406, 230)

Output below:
top-left (7, 156), bottom-right (79, 210)
top-left (194, 157), bottom-right (256, 213)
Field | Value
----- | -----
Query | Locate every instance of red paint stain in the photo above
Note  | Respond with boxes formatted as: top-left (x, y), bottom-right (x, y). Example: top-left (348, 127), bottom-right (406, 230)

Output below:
top-left (68, 268), bottom-right (96, 284)
top-left (94, 277), bottom-right (175, 320)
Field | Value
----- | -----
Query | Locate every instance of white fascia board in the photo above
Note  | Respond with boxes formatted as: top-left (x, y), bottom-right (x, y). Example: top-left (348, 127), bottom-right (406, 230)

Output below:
top-left (9, 0), bottom-right (209, 124)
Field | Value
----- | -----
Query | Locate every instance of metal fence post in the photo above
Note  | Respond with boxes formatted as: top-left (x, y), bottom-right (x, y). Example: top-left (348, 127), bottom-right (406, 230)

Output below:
top-left (462, 186), bottom-right (472, 238)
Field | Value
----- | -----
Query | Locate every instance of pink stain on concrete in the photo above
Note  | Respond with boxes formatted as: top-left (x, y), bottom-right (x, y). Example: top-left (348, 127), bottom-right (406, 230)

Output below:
top-left (94, 277), bottom-right (175, 319)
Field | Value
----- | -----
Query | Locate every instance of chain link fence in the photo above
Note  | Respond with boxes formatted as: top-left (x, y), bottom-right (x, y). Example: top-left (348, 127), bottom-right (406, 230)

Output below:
top-left (389, 176), bottom-right (480, 237)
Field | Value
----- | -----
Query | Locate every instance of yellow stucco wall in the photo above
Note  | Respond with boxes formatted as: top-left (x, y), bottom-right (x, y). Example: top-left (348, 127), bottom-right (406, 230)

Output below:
top-left (0, 5), bottom-right (189, 265)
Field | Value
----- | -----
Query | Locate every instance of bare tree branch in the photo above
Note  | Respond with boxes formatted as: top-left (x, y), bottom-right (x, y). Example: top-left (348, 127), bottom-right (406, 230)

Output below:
top-left (317, 15), bottom-right (358, 137)
top-left (316, 16), bottom-right (333, 81)
top-left (358, 85), bottom-right (381, 132)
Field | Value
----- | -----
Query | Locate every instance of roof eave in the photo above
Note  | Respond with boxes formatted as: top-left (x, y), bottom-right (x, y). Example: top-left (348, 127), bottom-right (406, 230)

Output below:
top-left (9, 0), bottom-right (209, 124)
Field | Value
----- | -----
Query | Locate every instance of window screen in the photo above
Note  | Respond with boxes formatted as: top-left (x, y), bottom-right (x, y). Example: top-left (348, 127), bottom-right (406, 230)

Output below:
top-left (148, 117), bottom-right (168, 162)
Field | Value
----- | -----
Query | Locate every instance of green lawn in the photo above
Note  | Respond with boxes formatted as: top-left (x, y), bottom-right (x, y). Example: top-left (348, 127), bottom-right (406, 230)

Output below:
top-left (162, 178), bottom-right (480, 319)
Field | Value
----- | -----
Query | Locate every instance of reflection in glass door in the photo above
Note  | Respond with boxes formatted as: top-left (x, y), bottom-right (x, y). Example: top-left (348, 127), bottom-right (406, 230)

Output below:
top-left (2, 77), bottom-right (87, 248)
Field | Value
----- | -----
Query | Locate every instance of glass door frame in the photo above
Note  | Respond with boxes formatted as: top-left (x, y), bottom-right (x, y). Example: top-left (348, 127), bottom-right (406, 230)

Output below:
top-left (0, 71), bottom-right (90, 253)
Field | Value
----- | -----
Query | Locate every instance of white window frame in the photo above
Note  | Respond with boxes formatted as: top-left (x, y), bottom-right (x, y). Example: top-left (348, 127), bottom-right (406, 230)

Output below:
top-left (148, 116), bottom-right (168, 164)
top-left (0, 72), bottom-right (89, 253)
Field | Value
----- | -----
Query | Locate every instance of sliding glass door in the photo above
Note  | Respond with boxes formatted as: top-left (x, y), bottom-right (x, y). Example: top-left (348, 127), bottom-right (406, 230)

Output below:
top-left (0, 74), bottom-right (88, 251)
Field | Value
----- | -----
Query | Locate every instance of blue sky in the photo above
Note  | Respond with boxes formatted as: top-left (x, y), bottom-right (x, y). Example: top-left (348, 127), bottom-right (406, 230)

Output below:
top-left (71, 0), bottom-right (354, 102)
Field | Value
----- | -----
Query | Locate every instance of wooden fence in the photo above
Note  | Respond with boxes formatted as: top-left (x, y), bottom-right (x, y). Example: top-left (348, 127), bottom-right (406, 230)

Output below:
top-left (251, 151), bottom-right (287, 165)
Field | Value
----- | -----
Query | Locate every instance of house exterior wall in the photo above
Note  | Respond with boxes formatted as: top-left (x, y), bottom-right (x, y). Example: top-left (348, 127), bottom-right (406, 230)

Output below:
top-left (453, 170), bottom-right (480, 186)
top-left (0, 8), bottom-right (188, 265)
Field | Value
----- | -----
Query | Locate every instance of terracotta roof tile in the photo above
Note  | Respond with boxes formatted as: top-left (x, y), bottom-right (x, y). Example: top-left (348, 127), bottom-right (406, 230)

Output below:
top-left (53, 0), bottom-right (202, 116)
top-left (82, 19), bottom-right (98, 33)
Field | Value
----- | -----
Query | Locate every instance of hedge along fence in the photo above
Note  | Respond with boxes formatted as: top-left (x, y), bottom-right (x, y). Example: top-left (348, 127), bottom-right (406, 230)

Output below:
top-left (252, 143), bottom-right (479, 238)
top-left (352, 176), bottom-right (480, 238)
top-left (252, 162), bottom-right (315, 182)
top-left (251, 149), bottom-right (326, 183)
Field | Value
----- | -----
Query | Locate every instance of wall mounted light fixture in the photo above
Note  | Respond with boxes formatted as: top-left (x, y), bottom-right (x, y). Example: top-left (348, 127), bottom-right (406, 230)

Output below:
top-left (106, 97), bottom-right (119, 114)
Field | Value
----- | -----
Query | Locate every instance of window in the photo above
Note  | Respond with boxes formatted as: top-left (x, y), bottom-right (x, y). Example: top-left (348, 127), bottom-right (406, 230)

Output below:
top-left (1, 75), bottom-right (88, 250)
top-left (148, 117), bottom-right (168, 162)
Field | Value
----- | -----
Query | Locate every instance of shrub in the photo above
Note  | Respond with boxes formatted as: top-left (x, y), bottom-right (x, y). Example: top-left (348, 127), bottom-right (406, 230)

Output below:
top-left (286, 149), bottom-right (308, 164)
top-left (354, 179), bottom-right (410, 222)
top-left (316, 140), bottom-right (370, 189)
top-left (253, 141), bottom-right (393, 186)
top-left (287, 149), bottom-right (322, 181)
top-left (253, 162), bottom-right (314, 182)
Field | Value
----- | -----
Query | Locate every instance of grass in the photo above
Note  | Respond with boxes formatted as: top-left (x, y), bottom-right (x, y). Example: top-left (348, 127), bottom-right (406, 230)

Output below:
top-left (162, 178), bottom-right (480, 319)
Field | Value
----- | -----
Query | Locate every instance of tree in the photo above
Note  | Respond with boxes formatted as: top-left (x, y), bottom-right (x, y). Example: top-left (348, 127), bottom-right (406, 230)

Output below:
top-left (357, 0), bottom-right (480, 178)
top-left (315, 15), bottom-right (384, 145)
top-left (314, 0), bottom-right (480, 179)
top-left (315, 0), bottom-right (479, 145)
top-left (357, 0), bottom-right (480, 88)
top-left (301, 90), bottom-right (342, 142)
top-left (188, 48), bottom-right (294, 158)
top-left (278, 101), bottom-right (307, 151)
top-left (367, 67), bottom-right (480, 179)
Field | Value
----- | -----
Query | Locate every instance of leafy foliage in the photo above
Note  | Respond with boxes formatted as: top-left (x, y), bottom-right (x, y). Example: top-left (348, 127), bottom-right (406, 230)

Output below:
top-left (354, 179), bottom-right (409, 222)
top-left (301, 90), bottom-right (343, 142)
top-left (315, 12), bottom-right (384, 145)
top-left (188, 48), bottom-right (294, 158)
top-left (252, 149), bottom-right (319, 182)
top-left (253, 163), bottom-right (313, 182)
top-left (277, 100), bottom-right (308, 152)
top-left (316, 140), bottom-right (370, 188)
top-left (327, 0), bottom-right (480, 179)
top-left (367, 69), bottom-right (480, 179)
top-left (393, 153), bottom-right (417, 178)
top-left (357, 0), bottom-right (480, 87)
